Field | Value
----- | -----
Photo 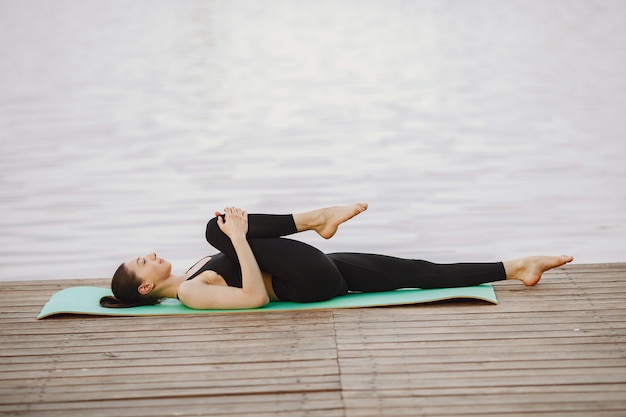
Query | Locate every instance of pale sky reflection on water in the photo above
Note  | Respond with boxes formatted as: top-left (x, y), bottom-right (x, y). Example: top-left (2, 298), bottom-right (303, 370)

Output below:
top-left (0, 0), bottom-right (625, 281)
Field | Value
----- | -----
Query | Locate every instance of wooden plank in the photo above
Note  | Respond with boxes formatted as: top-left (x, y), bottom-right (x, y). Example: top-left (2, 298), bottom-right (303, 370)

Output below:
top-left (342, 391), bottom-right (626, 409)
top-left (0, 393), bottom-right (346, 417)
top-left (341, 382), bottom-right (626, 397)
top-left (0, 379), bottom-right (342, 404)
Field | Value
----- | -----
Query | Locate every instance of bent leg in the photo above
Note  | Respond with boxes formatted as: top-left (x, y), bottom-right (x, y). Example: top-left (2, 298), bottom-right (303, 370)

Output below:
top-left (207, 203), bottom-right (367, 245)
top-left (206, 216), bottom-right (347, 302)
top-left (293, 203), bottom-right (368, 239)
top-left (327, 253), bottom-right (505, 292)
top-left (206, 214), bottom-right (298, 251)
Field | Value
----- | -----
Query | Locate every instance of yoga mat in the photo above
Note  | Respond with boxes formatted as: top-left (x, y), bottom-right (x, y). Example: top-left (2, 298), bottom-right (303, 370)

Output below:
top-left (37, 284), bottom-right (497, 319)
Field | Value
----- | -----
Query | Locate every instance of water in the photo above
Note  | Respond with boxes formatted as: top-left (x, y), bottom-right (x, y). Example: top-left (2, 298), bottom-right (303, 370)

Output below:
top-left (1, 0), bottom-right (625, 281)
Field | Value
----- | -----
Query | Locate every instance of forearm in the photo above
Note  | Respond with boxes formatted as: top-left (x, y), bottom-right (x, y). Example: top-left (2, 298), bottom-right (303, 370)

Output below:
top-left (230, 235), bottom-right (269, 305)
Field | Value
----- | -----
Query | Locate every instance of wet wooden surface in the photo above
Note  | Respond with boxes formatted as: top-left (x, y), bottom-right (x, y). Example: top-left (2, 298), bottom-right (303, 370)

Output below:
top-left (1, 262), bottom-right (625, 416)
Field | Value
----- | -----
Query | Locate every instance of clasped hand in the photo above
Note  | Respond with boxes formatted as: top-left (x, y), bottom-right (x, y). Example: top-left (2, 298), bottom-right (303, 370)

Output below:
top-left (216, 207), bottom-right (249, 239)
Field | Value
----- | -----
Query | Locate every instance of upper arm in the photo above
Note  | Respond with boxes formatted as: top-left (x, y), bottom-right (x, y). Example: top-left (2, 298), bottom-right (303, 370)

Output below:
top-left (177, 279), bottom-right (269, 310)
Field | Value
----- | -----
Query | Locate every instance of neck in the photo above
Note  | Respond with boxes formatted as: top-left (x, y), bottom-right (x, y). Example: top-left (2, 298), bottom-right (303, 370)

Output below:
top-left (153, 274), bottom-right (188, 299)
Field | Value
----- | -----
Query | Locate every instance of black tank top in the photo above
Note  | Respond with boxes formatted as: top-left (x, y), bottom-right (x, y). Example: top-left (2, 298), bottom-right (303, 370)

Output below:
top-left (185, 253), bottom-right (243, 288)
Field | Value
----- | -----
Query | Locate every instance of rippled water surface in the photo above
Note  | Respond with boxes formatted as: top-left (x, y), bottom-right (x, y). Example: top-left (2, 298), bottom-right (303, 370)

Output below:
top-left (1, 0), bottom-right (625, 281)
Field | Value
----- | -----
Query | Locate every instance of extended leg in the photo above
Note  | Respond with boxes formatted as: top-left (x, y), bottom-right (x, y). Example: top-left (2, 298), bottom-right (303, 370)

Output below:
top-left (328, 253), bottom-right (506, 292)
top-left (328, 253), bottom-right (573, 292)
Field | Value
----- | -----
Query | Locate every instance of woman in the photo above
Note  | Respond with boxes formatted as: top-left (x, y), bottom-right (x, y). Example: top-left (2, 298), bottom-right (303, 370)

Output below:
top-left (100, 203), bottom-right (573, 309)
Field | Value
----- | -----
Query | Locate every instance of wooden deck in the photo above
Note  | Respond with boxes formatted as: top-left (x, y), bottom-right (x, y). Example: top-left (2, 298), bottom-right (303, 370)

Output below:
top-left (1, 262), bottom-right (625, 416)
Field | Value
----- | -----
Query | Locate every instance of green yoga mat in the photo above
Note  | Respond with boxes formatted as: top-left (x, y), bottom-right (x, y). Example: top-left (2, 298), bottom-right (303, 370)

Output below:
top-left (37, 284), bottom-right (498, 319)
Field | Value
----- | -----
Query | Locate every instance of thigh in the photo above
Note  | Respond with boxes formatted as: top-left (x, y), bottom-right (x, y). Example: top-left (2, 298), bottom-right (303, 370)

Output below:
top-left (327, 252), bottom-right (405, 292)
top-left (249, 238), bottom-right (347, 302)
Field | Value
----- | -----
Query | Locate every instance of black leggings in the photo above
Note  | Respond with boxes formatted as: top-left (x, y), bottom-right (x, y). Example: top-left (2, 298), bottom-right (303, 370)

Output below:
top-left (205, 214), bottom-right (506, 302)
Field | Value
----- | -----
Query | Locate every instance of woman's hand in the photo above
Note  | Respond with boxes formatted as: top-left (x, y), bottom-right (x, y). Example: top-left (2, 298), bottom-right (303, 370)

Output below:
top-left (179, 205), bottom-right (270, 309)
top-left (215, 207), bottom-right (248, 240)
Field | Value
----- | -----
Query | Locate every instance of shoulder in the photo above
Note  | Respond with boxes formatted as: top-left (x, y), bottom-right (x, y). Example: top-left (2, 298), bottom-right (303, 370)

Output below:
top-left (179, 270), bottom-right (220, 298)
top-left (176, 279), bottom-right (198, 307)
top-left (181, 270), bottom-right (216, 289)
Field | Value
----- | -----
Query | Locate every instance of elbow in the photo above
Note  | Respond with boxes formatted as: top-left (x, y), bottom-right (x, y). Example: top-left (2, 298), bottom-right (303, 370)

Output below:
top-left (258, 294), bottom-right (271, 307)
top-left (241, 288), bottom-right (270, 308)
top-left (251, 294), bottom-right (270, 308)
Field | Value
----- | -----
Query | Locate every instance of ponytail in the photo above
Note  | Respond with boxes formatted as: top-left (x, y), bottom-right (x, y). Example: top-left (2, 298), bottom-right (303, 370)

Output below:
top-left (100, 263), bottom-right (161, 308)
top-left (99, 295), bottom-right (159, 308)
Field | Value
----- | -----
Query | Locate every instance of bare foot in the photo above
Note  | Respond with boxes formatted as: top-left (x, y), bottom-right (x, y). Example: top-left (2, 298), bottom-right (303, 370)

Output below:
top-left (504, 255), bottom-right (574, 286)
top-left (294, 203), bottom-right (368, 239)
top-left (316, 203), bottom-right (368, 239)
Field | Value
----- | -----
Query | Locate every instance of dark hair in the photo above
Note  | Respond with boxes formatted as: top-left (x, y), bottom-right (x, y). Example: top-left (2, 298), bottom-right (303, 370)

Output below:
top-left (99, 263), bottom-right (161, 308)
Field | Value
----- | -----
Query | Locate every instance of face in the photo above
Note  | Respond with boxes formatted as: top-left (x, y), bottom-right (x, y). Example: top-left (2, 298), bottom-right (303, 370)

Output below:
top-left (124, 252), bottom-right (172, 286)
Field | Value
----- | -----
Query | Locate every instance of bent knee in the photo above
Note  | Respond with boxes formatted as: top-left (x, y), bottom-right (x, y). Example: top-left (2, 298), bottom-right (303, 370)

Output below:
top-left (205, 216), bottom-right (223, 244)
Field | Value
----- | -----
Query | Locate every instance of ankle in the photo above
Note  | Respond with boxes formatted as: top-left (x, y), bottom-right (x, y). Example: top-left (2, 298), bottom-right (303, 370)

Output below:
top-left (503, 258), bottom-right (524, 282)
top-left (293, 209), bottom-right (324, 233)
